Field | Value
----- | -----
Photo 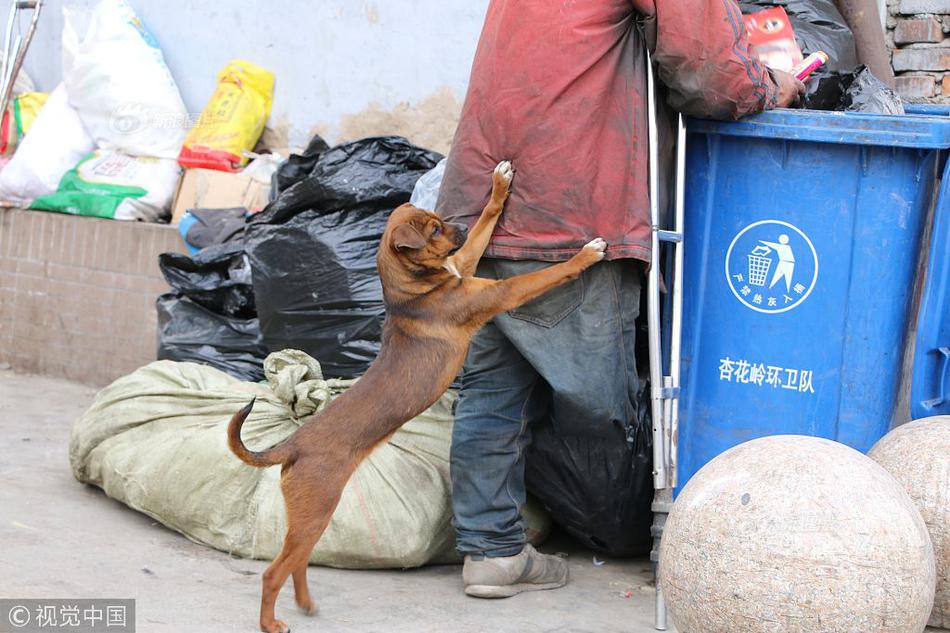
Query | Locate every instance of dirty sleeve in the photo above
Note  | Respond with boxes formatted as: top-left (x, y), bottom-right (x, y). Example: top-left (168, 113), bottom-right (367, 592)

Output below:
top-left (634, 0), bottom-right (780, 119)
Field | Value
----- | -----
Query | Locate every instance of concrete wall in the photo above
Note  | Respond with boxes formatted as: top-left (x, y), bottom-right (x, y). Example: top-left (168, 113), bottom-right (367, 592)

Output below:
top-left (17, 0), bottom-right (490, 153)
top-left (0, 209), bottom-right (181, 386)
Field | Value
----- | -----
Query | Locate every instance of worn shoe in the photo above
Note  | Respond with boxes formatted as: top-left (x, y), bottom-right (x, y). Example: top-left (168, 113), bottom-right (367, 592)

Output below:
top-left (463, 544), bottom-right (569, 598)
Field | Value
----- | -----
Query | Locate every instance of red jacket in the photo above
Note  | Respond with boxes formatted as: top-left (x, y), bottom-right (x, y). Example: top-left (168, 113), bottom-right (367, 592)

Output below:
top-left (435, 0), bottom-right (779, 263)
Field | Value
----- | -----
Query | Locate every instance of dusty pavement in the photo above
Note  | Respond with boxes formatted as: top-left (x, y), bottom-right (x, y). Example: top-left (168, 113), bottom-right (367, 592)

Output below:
top-left (0, 368), bottom-right (665, 633)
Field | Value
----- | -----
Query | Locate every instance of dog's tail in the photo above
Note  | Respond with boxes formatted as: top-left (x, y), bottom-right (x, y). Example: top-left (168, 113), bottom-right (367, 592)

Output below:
top-left (227, 398), bottom-right (294, 468)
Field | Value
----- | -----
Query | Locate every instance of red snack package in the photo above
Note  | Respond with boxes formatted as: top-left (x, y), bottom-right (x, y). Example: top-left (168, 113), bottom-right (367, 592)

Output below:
top-left (743, 7), bottom-right (803, 72)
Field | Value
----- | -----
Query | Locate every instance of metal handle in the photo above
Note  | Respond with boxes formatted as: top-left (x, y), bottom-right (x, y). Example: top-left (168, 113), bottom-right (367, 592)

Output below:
top-left (922, 346), bottom-right (950, 409)
top-left (646, 48), bottom-right (667, 491)
top-left (647, 46), bottom-right (686, 631)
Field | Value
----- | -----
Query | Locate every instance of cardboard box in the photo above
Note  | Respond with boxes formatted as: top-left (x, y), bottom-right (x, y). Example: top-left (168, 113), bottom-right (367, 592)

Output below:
top-left (170, 168), bottom-right (270, 225)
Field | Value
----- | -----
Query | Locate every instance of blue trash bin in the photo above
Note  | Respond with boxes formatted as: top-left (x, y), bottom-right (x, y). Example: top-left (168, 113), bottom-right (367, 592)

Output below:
top-left (910, 104), bottom-right (950, 419)
top-left (677, 108), bottom-right (950, 490)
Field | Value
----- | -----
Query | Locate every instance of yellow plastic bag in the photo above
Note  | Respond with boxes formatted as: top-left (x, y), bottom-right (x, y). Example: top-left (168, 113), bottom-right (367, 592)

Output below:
top-left (1, 92), bottom-right (50, 155)
top-left (178, 60), bottom-right (274, 171)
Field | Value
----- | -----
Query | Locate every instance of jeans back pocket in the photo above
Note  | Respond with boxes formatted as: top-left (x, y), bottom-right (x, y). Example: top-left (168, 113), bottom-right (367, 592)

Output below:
top-left (502, 262), bottom-right (585, 329)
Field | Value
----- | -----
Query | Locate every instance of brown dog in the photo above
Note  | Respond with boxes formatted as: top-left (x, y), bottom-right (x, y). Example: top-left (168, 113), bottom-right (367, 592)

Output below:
top-left (228, 161), bottom-right (607, 633)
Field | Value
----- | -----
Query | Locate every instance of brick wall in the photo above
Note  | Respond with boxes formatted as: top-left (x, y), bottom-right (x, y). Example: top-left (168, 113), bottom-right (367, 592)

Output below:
top-left (0, 209), bottom-right (183, 387)
top-left (888, 0), bottom-right (950, 99)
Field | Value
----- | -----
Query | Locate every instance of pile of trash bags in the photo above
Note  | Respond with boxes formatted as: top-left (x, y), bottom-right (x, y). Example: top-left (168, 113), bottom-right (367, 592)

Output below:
top-left (158, 135), bottom-right (441, 381)
top-left (246, 136), bottom-right (442, 378)
top-left (157, 242), bottom-right (266, 382)
top-left (69, 349), bottom-right (552, 568)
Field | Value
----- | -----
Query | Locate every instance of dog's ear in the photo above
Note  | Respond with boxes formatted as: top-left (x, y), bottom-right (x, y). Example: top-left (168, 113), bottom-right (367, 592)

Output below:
top-left (392, 223), bottom-right (427, 251)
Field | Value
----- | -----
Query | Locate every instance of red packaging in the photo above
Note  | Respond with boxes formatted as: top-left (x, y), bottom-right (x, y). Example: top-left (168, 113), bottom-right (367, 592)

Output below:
top-left (743, 7), bottom-right (803, 72)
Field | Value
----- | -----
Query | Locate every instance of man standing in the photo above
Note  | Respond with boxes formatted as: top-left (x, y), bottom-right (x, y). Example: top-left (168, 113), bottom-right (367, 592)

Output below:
top-left (435, 0), bottom-right (804, 598)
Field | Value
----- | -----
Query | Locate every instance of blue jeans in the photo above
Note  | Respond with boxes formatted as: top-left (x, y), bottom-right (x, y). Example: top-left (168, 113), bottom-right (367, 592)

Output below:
top-left (451, 258), bottom-right (642, 557)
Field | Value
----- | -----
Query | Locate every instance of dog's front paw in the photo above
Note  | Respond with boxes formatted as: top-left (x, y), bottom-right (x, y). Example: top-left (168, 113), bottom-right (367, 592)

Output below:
top-left (584, 237), bottom-right (607, 254)
top-left (494, 160), bottom-right (514, 184)
top-left (491, 160), bottom-right (515, 202)
top-left (572, 238), bottom-right (607, 268)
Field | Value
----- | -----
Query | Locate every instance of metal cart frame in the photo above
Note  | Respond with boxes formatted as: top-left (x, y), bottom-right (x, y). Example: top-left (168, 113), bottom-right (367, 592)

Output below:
top-left (645, 50), bottom-right (685, 631)
top-left (0, 0), bottom-right (43, 119)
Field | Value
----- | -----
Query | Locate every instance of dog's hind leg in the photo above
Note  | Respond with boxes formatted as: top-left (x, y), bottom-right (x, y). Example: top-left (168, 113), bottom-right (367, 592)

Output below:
top-left (259, 543), bottom-right (299, 633)
top-left (259, 507), bottom-right (335, 633)
top-left (292, 563), bottom-right (316, 615)
top-left (259, 461), bottom-right (349, 633)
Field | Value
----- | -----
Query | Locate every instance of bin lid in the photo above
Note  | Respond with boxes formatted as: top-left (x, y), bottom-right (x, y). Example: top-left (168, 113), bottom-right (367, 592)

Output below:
top-left (912, 149), bottom-right (950, 418)
top-left (905, 104), bottom-right (950, 117)
top-left (689, 109), bottom-right (950, 149)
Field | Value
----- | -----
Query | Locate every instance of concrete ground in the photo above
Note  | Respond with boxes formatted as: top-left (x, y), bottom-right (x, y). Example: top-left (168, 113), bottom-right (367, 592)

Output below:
top-left (0, 369), bottom-right (665, 633)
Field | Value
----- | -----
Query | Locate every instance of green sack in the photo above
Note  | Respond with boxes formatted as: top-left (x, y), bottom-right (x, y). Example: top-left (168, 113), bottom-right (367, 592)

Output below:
top-left (69, 350), bottom-right (550, 568)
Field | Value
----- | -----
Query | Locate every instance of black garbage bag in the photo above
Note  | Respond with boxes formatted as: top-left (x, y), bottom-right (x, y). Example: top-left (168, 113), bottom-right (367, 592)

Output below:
top-left (156, 293), bottom-right (266, 382)
top-left (246, 136), bottom-right (442, 378)
top-left (259, 135), bottom-right (443, 225)
top-left (793, 66), bottom-right (904, 113)
top-left (525, 375), bottom-right (654, 557)
top-left (246, 209), bottom-right (387, 379)
top-left (273, 135), bottom-right (330, 195)
top-left (158, 241), bottom-right (255, 319)
top-left (797, 70), bottom-right (855, 111)
top-left (739, 0), bottom-right (860, 110)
